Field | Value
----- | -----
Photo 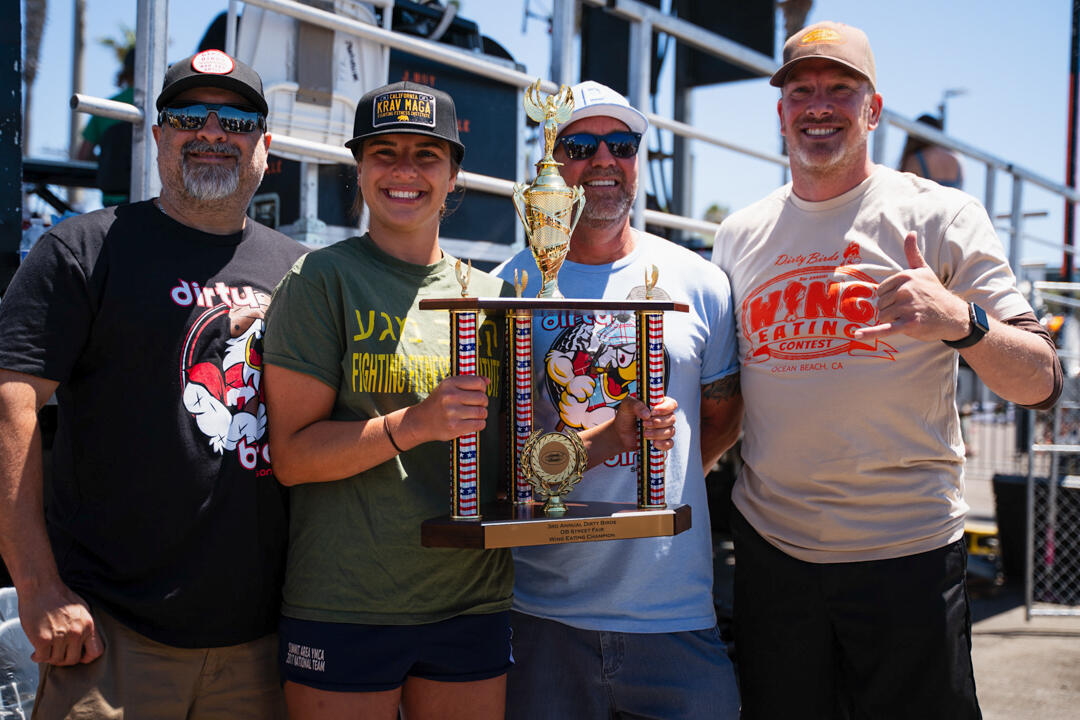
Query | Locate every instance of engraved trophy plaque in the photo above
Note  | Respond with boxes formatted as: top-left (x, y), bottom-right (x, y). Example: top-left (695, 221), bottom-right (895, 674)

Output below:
top-left (419, 81), bottom-right (690, 549)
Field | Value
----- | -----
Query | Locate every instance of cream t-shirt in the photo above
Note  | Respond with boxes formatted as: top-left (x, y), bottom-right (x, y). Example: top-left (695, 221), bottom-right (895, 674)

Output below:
top-left (713, 166), bottom-right (1031, 563)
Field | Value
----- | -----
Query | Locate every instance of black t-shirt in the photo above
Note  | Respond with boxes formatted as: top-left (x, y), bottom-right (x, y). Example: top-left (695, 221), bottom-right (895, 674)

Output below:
top-left (0, 201), bottom-right (306, 647)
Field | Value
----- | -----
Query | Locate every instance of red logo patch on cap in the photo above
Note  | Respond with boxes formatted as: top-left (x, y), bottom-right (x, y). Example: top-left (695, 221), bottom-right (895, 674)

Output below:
top-left (191, 49), bottom-right (235, 75)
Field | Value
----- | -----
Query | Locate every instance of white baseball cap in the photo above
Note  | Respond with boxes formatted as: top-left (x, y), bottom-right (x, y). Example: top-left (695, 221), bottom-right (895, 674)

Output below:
top-left (566, 81), bottom-right (649, 135)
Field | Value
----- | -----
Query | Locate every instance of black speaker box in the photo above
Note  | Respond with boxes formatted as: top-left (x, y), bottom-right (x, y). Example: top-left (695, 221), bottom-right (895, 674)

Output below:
top-left (674, 0), bottom-right (775, 88)
top-left (581, 1), bottom-right (775, 93)
top-left (580, 1), bottom-right (662, 98)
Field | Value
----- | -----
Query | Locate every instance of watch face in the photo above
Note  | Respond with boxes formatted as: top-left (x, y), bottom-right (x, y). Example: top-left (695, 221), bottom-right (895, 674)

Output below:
top-left (971, 303), bottom-right (990, 333)
top-left (943, 302), bottom-right (990, 349)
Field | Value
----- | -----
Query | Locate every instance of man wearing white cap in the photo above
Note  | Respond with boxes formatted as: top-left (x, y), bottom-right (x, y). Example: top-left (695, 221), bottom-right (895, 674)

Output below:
top-left (712, 21), bottom-right (1061, 718)
top-left (496, 81), bottom-right (743, 718)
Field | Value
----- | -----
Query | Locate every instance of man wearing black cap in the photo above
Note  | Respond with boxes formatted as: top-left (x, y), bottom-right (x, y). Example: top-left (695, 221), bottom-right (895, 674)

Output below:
top-left (0, 49), bottom-right (304, 717)
top-left (712, 21), bottom-right (1062, 718)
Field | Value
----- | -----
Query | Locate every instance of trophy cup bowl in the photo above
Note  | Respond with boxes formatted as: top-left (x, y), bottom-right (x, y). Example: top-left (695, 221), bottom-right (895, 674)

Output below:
top-left (512, 80), bottom-right (587, 299)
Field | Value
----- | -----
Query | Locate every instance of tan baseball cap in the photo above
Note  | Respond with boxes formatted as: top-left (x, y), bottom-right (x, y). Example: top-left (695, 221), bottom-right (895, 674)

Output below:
top-left (770, 21), bottom-right (876, 89)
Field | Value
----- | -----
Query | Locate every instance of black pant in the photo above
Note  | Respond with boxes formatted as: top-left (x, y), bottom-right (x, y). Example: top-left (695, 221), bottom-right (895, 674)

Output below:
top-left (731, 508), bottom-right (981, 720)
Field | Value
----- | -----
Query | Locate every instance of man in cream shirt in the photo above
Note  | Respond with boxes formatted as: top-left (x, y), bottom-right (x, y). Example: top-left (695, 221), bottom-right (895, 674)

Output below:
top-left (713, 20), bottom-right (1061, 720)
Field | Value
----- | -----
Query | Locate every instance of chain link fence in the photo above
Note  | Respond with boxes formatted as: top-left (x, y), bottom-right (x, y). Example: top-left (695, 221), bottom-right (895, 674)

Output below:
top-left (968, 282), bottom-right (1080, 617)
top-left (1028, 297), bottom-right (1080, 614)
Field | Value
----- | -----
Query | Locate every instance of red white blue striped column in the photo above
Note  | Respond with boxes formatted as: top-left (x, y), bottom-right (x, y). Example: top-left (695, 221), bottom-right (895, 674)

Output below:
top-left (508, 309), bottom-right (534, 504)
top-left (636, 310), bottom-right (667, 509)
top-left (451, 310), bottom-right (480, 518)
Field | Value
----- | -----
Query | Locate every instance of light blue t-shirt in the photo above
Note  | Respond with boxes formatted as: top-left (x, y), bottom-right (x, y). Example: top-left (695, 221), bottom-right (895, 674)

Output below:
top-left (494, 230), bottom-right (739, 632)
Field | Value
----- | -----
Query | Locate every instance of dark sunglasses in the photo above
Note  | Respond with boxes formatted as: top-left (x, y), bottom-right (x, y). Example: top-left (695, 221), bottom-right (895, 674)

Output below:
top-left (158, 103), bottom-right (266, 134)
top-left (556, 131), bottom-right (642, 160)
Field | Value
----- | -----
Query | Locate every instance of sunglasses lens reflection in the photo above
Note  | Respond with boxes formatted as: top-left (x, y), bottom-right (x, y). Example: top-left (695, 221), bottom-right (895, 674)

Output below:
top-left (558, 132), bottom-right (641, 160)
top-left (160, 104), bottom-right (264, 134)
top-left (561, 135), bottom-right (599, 160)
top-left (605, 135), bottom-right (640, 158)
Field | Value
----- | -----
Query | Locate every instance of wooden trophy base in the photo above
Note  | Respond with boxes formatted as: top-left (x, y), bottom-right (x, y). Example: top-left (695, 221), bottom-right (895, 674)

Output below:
top-left (421, 501), bottom-right (691, 549)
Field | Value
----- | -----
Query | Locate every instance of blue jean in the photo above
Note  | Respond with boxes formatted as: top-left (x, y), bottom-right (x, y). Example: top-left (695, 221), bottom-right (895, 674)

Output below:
top-left (506, 611), bottom-right (739, 719)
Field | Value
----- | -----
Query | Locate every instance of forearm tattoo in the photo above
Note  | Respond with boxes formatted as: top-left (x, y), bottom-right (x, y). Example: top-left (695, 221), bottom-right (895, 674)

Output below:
top-left (703, 372), bottom-right (741, 401)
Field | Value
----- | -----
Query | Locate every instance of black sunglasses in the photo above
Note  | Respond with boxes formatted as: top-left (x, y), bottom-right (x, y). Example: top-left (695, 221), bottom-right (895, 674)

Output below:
top-left (556, 131), bottom-right (642, 160)
top-left (158, 103), bottom-right (266, 134)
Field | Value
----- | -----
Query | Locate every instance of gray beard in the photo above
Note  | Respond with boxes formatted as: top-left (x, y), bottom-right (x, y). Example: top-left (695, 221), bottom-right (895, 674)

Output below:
top-left (581, 193), bottom-right (633, 226)
top-left (580, 172), bottom-right (636, 226)
top-left (183, 160), bottom-right (239, 201)
top-left (181, 142), bottom-right (241, 201)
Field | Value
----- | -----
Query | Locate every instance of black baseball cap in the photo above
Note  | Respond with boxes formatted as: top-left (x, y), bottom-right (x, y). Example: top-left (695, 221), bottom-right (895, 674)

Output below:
top-left (345, 81), bottom-right (464, 164)
top-left (156, 49), bottom-right (268, 116)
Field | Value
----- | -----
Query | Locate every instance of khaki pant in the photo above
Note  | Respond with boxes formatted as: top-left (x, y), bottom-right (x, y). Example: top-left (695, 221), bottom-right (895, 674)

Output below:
top-left (32, 606), bottom-right (285, 720)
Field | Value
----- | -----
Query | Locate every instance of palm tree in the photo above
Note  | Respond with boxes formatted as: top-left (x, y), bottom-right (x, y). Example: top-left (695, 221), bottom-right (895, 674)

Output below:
top-left (98, 24), bottom-right (136, 65)
top-left (23, 0), bottom-right (47, 154)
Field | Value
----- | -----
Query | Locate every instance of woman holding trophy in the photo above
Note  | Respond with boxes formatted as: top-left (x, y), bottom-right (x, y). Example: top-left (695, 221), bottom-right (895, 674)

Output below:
top-left (262, 81), bottom-right (676, 719)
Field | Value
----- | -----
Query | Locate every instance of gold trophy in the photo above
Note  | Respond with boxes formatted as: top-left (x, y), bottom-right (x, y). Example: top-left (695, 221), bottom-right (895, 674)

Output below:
top-left (512, 80), bottom-right (587, 298)
top-left (511, 80), bottom-right (589, 513)
top-left (418, 80), bottom-right (692, 549)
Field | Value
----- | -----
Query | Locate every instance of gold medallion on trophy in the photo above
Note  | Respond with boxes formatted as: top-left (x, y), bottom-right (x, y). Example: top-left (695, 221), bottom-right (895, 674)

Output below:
top-left (521, 429), bottom-right (587, 515)
top-left (512, 79), bottom-right (587, 298)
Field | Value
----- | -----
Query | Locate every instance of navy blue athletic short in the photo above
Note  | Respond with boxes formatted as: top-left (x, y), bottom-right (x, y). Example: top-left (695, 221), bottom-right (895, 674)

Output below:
top-left (278, 612), bottom-right (512, 692)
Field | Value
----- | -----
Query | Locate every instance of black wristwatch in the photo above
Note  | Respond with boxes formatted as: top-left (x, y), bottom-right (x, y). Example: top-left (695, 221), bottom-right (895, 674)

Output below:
top-left (943, 302), bottom-right (989, 349)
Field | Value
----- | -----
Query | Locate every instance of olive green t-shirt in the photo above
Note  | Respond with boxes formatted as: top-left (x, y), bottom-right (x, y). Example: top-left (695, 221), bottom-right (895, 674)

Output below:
top-left (263, 234), bottom-right (513, 624)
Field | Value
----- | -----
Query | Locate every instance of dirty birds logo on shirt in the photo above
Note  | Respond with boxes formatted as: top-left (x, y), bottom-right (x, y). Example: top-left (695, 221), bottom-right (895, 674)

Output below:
top-left (373, 90), bottom-right (436, 128)
top-left (172, 278), bottom-right (272, 473)
top-left (740, 241), bottom-right (895, 370)
top-left (541, 307), bottom-right (669, 468)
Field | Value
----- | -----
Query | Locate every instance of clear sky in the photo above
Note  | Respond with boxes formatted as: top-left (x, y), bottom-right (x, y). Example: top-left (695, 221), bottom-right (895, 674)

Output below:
top-left (23, 0), bottom-right (1074, 267)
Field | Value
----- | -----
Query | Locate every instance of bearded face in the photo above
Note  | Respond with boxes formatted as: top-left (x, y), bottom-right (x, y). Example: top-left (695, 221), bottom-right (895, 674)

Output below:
top-left (778, 59), bottom-right (880, 184)
top-left (153, 88), bottom-right (269, 208)
top-left (553, 117), bottom-right (639, 230)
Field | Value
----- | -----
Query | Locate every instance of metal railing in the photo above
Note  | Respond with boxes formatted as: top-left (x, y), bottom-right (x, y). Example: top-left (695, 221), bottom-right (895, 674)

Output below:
top-left (70, 0), bottom-right (1080, 257)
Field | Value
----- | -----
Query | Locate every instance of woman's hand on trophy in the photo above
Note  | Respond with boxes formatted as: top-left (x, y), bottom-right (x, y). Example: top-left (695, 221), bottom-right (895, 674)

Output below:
top-left (400, 375), bottom-right (491, 445)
